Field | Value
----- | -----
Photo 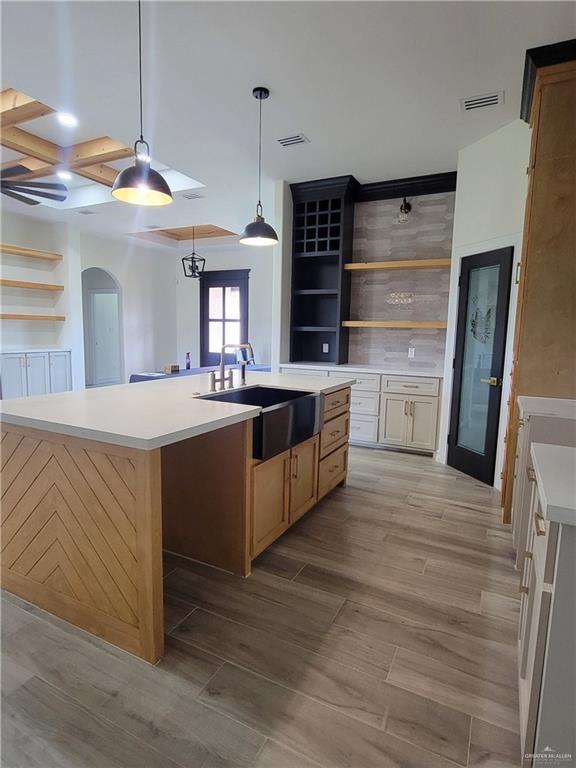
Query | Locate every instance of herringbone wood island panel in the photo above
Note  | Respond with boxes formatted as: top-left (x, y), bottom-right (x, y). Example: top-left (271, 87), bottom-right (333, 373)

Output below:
top-left (0, 423), bottom-right (164, 662)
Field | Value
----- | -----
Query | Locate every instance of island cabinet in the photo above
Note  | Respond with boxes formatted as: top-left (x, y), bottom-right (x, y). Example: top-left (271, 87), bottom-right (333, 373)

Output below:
top-left (250, 386), bottom-right (351, 556)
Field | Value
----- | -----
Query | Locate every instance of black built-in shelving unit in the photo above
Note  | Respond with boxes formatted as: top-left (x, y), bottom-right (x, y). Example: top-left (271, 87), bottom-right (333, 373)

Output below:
top-left (289, 176), bottom-right (358, 364)
top-left (288, 172), bottom-right (457, 364)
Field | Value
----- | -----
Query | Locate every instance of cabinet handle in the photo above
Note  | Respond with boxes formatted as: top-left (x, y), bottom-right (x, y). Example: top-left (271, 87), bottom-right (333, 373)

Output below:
top-left (526, 465), bottom-right (536, 483)
top-left (409, 401), bottom-right (414, 416)
top-left (404, 401), bottom-right (408, 416)
top-left (292, 455), bottom-right (299, 479)
top-left (328, 464), bottom-right (340, 473)
top-left (402, 384), bottom-right (418, 389)
top-left (519, 550), bottom-right (532, 593)
top-left (534, 512), bottom-right (546, 536)
top-left (330, 429), bottom-right (340, 438)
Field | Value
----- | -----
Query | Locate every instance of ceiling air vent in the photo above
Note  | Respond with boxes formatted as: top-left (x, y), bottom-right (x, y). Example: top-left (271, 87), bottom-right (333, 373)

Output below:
top-left (77, 209), bottom-right (97, 215)
top-left (277, 133), bottom-right (310, 148)
top-left (460, 91), bottom-right (504, 112)
top-left (181, 191), bottom-right (205, 200)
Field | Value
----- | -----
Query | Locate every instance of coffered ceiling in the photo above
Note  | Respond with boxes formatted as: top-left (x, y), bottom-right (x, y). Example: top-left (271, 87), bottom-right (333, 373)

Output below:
top-left (1, 1), bottom-right (574, 242)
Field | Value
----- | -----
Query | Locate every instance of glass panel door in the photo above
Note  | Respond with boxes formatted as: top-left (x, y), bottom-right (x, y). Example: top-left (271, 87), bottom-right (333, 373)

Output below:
top-left (200, 270), bottom-right (250, 367)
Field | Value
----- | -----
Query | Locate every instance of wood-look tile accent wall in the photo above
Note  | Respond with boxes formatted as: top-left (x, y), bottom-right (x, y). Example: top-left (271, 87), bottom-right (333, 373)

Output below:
top-left (349, 193), bottom-right (454, 368)
top-left (0, 424), bottom-right (163, 662)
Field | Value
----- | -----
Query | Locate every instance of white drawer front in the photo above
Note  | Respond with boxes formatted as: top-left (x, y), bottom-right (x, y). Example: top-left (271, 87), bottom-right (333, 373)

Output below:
top-left (349, 415), bottom-right (378, 443)
top-left (350, 391), bottom-right (379, 416)
top-left (329, 371), bottom-right (380, 392)
top-left (381, 376), bottom-right (440, 397)
top-left (280, 367), bottom-right (328, 377)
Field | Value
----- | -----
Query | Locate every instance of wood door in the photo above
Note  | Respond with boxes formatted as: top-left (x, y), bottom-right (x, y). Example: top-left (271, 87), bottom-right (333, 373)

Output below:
top-left (406, 396), bottom-right (438, 451)
top-left (447, 248), bottom-right (513, 485)
top-left (251, 449), bottom-right (291, 557)
top-left (379, 395), bottom-right (409, 446)
top-left (0, 353), bottom-right (27, 398)
top-left (26, 352), bottom-right (50, 396)
top-left (289, 436), bottom-right (319, 524)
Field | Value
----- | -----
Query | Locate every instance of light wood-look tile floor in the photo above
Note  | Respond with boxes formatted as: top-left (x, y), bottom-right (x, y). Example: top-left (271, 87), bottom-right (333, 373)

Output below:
top-left (1, 448), bottom-right (521, 768)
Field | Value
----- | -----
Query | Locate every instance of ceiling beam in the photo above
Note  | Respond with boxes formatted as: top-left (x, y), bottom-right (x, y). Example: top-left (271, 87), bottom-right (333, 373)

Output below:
top-left (1, 127), bottom-right (132, 169)
top-left (0, 88), bottom-right (54, 128)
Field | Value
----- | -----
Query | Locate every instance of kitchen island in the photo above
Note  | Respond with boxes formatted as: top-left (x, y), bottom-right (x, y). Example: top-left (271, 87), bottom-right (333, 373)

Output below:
top-left (0, 371), bottom-right (354, 663)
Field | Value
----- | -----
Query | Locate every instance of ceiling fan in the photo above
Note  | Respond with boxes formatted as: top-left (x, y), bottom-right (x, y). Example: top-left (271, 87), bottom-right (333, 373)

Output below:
top-left (0, 164), bottom-right (68, 206)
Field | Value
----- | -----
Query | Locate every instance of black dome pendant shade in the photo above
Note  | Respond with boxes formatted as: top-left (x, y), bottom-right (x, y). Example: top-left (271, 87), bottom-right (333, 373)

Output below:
top-left (112, 0), bottom-right (172, 207)
top-left (240, 87), bottom-right (278, 246)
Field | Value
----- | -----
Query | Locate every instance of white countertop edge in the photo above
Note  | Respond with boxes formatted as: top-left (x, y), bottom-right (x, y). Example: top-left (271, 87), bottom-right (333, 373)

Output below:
top-left (0, 408), bottom-right (262, 451)
top-left (279, 362), bottom-right (444, 379)
top-left (531, 443), bottom-right (576, 526)
top-left (518, 395), bottom-right (576, 420)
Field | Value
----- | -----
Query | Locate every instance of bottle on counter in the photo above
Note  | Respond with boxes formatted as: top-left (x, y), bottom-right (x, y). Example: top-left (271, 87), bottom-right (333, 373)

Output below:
top-left (185, 352), bottom-right (191, 370)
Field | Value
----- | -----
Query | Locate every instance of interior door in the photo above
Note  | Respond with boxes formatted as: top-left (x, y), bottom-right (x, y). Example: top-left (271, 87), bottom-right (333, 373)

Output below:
top-left (90, 291), bottom-right (121, 386)
top-left (200, 270), bottom-right (249, 367)
top-left (447, 248), bottom-right (513, 484)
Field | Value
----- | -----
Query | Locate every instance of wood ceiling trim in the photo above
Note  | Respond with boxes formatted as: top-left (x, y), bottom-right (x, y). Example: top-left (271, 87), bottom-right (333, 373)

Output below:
top-left (0, 88), bottom-right (54, 128)
top-left (161, 224), bottom-right (237, 241)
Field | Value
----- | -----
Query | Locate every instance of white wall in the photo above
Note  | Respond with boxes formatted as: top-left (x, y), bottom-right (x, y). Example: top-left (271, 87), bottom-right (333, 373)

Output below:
top-left (437, 119), bottom-right (531, 489)
top-left (79, 232), bottom-right (177, 382)
top-left (175, 244), bottom-right (274, 368)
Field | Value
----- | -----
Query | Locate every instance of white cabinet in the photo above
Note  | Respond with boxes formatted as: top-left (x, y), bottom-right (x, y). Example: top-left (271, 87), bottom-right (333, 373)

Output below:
top-left (380, 394), bottom-right (438, 452)
top-left (0, 350), bottom-right (72, 399)
top-left (0, 353), bottom-right (27, 399)
top-left (49, 351), bottom-right (72, 393)
top-left (26, 352), bottom-right (51, 396)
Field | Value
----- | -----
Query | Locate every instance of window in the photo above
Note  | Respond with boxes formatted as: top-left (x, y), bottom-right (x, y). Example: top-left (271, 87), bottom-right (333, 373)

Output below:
top-left (200, 270), bottom-right (250, 366)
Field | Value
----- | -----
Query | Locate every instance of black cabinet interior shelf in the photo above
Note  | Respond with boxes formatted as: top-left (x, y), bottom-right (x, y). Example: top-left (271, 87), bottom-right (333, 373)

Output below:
top-left (289, 176), bottom-right (357, 364)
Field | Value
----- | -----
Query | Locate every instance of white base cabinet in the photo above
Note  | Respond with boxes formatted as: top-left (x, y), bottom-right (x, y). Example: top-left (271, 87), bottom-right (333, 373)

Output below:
top-left (280, 366), bottom-right (442, 454)
top-left (0, 350), bottom-right (72, 399)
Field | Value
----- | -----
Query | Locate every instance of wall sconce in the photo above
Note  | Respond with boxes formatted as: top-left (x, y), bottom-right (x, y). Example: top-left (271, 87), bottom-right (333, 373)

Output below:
top-left (181, 227), bottom-right (206, 278)
top-left (398, 197), bottom-right (412, 223)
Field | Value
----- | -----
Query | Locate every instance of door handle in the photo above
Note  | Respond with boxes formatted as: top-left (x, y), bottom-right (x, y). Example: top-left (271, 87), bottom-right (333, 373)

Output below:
top-left (480, 376), bottom-right (501, 386)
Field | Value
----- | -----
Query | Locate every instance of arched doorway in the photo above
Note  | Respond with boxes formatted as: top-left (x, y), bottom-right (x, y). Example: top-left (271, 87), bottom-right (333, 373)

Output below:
top-left (81, 268), bottom-right (123, 387)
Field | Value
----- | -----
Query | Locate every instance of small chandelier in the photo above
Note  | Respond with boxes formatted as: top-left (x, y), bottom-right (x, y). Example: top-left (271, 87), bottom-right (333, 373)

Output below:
top-left (398, 197), bottom-right (412, 223)
top-left (182, 228), bottom-right (206, 278)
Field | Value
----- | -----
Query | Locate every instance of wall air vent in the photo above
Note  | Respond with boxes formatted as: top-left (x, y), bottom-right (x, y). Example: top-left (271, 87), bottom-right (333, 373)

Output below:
top-left (277, 133), bottom-right (310, 148)
top-left (77, 209), bottom-right (97, 215)
top-left (460, 91), bottom-right (504, 112)
top-left (181, 191), bottom-right (205, 200)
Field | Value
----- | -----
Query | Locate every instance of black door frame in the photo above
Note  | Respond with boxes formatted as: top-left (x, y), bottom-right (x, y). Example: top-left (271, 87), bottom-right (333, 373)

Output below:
top-left (199, 269), bottom-right (250, 367)
top-left (447, 247), bottom-right (513, 485)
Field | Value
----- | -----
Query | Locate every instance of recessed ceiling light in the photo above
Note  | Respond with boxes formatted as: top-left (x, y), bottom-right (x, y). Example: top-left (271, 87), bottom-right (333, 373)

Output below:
top-left (57, 170), bottom-right (72, 181)
top-left (57, 112), bottom-right (78, 128)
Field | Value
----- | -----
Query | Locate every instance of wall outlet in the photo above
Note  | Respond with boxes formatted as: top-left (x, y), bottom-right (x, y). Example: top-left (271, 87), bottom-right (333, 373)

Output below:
top-left (408, 347), bottom-right (415, 359)
top-left (322, 343), bottom-right (330, 354)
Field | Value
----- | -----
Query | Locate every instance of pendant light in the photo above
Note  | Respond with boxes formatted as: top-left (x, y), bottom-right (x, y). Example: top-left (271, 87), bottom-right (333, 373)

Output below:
top-left (112, 0), bottom-right (172, 206)
top-left (240, 87), bottom-right (278, 246)
top-left (398, 197), bottom-right (412, 223)
top-left (181, 227), bottom-right (206, 278)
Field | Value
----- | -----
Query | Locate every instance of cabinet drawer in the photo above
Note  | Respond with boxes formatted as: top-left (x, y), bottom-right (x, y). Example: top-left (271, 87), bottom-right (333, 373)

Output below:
top-left (349, 415), bottom-right (378, 443)
top-left (329, 371), bottom-right (380, 391)
top-left (324, 387), bottom-right (351, 418)
top-left (320, 411), bottom-right (350, 458)
top-left (318, 443), bottom-right (348, 497)
top-left (381, 376), bottom-right (440, 397)
top-left (350, 391), bottom-right (379, 416)
top-left (280, 367), bottom-right (328, 377)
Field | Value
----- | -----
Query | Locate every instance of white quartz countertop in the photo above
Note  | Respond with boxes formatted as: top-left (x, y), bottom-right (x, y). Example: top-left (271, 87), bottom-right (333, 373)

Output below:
top-left (531, 443), bottom-right (576, 526)
top-left (280, 362), bottom-right (444, 378)
top-left (518, 395), bottom-right (576, 420)
top-left (0, 371), bottom-right (355, 451)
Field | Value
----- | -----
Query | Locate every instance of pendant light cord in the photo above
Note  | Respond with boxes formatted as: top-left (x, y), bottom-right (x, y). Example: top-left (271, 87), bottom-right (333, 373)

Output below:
top-left (138, 0), bottom-right (144, 142)
top-left (257, 95), bottom-right (262, 216)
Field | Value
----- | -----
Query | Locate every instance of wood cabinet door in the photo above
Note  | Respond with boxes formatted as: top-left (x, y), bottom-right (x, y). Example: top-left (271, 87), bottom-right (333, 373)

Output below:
top-left (26, 352), bottom-right (50, 396)
top-left (251, 449), bottom-right (291, 558)
top-left (290, 435), bottom-right (319, 524)
top-left (379, 395), bottom-right (409, 446)
top-left (406, 396), bottom-right (439, 451)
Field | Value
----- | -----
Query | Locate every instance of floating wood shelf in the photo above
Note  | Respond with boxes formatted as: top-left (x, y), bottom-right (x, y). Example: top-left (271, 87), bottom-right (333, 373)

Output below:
top-left (344, 258), bottom-right (451, 271)
top-left (0, 314), bottom-right (66, 321)
top-left (343, 320), bottom-right (448, 329)
top-left (0, 243), bottom-right (63, 261)
top-left (0, 279), bottom-right (64, 292)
